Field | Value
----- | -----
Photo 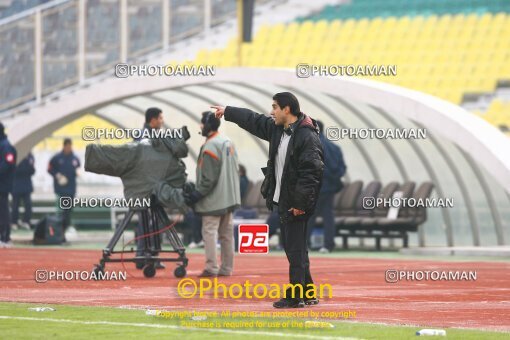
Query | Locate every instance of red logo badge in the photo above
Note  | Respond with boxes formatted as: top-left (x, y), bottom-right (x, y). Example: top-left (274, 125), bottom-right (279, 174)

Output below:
top-left (238, 224), bottom-right (269, 254)
top-left (5, 153), bottom-right (14, 164)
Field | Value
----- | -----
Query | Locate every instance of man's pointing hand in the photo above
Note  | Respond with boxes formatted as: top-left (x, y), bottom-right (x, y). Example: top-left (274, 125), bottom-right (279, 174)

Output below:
top-left (211, 105), bottom-right (225, 119)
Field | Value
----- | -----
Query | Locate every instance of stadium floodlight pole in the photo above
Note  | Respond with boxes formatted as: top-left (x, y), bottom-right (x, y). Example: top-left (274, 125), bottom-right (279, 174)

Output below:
top-left (237, 0), bottom-right (243, 66)
top-left (78, 0), bottom-right (86, 83)
top-left (34, 8), bottom-right (42, 103)
top-left (162, 0), bottom-right (170, 49)
top-left (120, 0), bottom-right (128, 63)
top-left (204, 0), bottom-right (211, 36)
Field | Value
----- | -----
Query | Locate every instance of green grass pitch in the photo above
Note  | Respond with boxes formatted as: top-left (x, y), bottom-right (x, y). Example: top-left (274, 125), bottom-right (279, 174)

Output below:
top-left (0, 302), bottom-right (507, 339)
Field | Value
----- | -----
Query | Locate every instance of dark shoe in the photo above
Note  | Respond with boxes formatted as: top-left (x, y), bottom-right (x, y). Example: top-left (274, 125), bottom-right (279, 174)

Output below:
top-left (218, 272), bottom-right (231, 277)
top-left (198, 270), bottom-right (217, 277)
top-left (304, 287), bottom-right (319, 305)
top-left (273, 298), bottom-right (305, 309)
top-left (304, 297), bottom-right (319, 305)
top-left (155, 262), bottom-right (166, 270)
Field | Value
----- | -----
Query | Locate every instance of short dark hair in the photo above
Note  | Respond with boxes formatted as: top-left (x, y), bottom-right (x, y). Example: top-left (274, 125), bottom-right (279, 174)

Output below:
top-left (145, 107), bottom-right (162, 124)
top-left (272, 92), bottom-right (300, 116)
top-left (201, 111), bottom-right (221, 132)
top-left (316, 120), bottom-right (324, 134)
top-left (63, 138), bottom-right (72, 146)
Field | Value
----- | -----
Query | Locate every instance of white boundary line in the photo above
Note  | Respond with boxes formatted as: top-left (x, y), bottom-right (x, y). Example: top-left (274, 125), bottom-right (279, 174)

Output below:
top-left (0, 315), bottom-right (360, 340)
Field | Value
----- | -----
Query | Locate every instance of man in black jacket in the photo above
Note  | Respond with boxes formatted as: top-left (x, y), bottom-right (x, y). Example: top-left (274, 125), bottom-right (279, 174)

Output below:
top-left (212, 92), bottom-right (324, 308)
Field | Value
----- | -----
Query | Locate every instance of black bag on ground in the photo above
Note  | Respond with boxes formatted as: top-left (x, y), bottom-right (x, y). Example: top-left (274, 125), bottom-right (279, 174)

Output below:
top-left (33, 215), bottom-right (63, 245)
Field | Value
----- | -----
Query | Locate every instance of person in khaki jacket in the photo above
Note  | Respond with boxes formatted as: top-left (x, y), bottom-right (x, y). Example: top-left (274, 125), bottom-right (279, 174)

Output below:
top-left (184, 111), bottom-right (241, 277)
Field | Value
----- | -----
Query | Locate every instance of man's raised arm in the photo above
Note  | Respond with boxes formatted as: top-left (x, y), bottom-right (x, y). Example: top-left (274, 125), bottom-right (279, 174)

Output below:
top-left (211, 105), bottom-right (274, 142)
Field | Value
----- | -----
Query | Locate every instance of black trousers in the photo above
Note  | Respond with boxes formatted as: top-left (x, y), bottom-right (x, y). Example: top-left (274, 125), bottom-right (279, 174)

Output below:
top-left (276, 203), bottom-right (313, 298)
top-left (0, 193), bottom-right (11, 242)
top-left (57, 194), bottom-right (74, 232)
top-left (184, 211), bottom-right (202, 244)
top-left (12, 192), bottom-right (32, 224)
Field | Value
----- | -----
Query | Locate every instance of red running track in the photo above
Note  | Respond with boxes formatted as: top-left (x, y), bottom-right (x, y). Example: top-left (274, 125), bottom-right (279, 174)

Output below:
top-left (0, 248), bottom-right (509, 331)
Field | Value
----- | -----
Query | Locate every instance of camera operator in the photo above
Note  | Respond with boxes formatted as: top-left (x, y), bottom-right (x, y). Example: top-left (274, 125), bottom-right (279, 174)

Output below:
top-left (134, 107), bottom-right (165, 270)
top-left (134, 107), bottom-right (164, 142)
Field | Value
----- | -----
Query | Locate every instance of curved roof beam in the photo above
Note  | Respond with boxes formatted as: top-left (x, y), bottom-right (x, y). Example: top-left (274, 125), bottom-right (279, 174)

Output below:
top-left (8, 68), bottom-right (510, 195)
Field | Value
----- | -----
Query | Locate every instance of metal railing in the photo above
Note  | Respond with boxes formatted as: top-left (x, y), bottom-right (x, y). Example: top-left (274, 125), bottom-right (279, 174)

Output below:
top-left (0, 0), bottom-right (242, 113)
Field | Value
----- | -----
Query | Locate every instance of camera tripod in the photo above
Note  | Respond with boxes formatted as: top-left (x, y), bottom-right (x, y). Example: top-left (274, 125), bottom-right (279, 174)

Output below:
top-left (93, 202), bottom-right (188, 278)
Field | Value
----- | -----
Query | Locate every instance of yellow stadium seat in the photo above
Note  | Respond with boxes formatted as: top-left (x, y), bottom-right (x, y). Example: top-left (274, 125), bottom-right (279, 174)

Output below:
top-left (35, 114), bottom-right (131, 151)
top-left (191, 11), bottom-right (510, 122)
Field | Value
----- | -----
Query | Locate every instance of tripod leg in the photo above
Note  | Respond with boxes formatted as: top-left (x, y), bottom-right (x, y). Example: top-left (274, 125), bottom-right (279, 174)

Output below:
top-left (141, 210), bottom-right (153, 256)
top-left (154, 205), bottom-right (185, 250)
top-left (151, 207), bottom-right (162, 253)
top-left (104, 210), bottom-right (135, 255)
top-left (153, 205), bottom-right (188, 268)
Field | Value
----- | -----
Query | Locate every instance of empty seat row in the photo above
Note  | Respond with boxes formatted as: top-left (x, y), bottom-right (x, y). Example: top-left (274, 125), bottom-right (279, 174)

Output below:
top-left (332, 180), bottom-right (435, 249)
